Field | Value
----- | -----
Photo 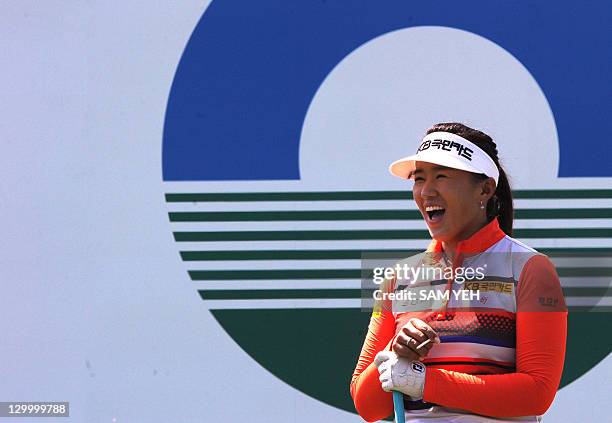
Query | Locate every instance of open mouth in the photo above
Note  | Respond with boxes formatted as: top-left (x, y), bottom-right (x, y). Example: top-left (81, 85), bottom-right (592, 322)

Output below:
top-left (425, 207), bottom-right (446, 223)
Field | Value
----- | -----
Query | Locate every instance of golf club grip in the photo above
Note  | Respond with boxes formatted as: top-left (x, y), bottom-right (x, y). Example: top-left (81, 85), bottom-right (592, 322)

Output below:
top-left (392, 391), bottom-right (405, 423)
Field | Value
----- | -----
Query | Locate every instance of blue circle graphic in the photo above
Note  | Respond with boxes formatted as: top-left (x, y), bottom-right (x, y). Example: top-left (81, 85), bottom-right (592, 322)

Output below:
top-left (163, 1), bottom-right (612, 181)
top-left (162, 1), bottom-right (612, 415)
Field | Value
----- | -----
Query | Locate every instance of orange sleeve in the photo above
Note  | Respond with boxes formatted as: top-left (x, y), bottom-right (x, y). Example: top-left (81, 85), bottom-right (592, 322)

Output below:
top-left (350, 277), bottom-right (398, 422)
top-left (422, 254), bottom-right (568, 418)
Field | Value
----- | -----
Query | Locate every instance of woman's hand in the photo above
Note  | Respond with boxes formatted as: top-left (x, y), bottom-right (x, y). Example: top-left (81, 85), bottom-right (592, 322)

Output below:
top-left (374, 351), bottom-right (426, 400)
top-left (392, 318), bottom-right (440, 360)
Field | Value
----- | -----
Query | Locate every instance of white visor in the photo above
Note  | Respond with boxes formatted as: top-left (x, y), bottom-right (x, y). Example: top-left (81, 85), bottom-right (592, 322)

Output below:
top-left (388, 131), bottom-right (499, 185)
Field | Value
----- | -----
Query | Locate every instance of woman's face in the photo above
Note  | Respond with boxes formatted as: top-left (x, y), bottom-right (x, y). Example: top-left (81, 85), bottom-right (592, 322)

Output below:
top-left (412, 161), bottom-right (489, 244)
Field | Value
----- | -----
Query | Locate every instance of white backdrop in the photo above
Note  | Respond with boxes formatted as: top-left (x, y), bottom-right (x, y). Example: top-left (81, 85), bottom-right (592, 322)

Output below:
top-left (1, 2), bottom-right (609, 422)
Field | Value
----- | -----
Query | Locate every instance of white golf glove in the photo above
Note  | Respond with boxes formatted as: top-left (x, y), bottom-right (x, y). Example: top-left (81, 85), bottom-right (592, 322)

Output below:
top-left (374, 351), bottom-right (426, 400)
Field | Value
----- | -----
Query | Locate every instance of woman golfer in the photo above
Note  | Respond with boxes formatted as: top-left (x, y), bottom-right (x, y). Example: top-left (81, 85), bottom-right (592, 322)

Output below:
top-left (350, 123), bottom-right (567, 422)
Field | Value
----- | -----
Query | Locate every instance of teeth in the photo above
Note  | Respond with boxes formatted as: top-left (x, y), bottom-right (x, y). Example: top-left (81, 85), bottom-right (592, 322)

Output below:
top-left (425, 206), bottom-right (445, 212)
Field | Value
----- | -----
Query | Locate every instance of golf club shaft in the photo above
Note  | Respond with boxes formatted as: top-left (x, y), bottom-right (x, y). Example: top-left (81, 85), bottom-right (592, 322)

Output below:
top-left (393, 391), bottom-right (405, 423)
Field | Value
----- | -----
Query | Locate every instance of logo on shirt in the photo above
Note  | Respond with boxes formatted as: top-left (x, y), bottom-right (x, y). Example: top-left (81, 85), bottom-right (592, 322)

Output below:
top-left (464, 281), bottom-right (514, 295)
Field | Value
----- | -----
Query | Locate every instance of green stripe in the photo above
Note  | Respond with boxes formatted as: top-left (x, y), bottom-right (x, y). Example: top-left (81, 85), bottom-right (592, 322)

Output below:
top-left (514, 190), bottom-right (612, 199)
top-left (197, 288), bottom-right (610, 300)
top-left (516, 209), bottom-right (612, 219)
top-left (188, 268), bottom-right (611, 280)
top-left (180, 249), bottom-right (422, 261)
top-left (544, 248), bottom-right (612, 256)
top-left (189, 269), bottom-right (362, 280)
top-left (167, 191), bottom-right (407, 202)
top-left (169, 208), bottom-right (612, 222)
top-left (567, 306), bottom-right (612, 312)
top-left (165, 189), bottom-right (612, 202)
top-left (557, 268), bottom-right (612, 277)
top-left (179, 248), bottom-right (612, 261)
top-left (199, 289), bottom-right (363, 300)
top-left (176, 229), bottom-right (431, 241)
top-left (174, 228), bottom-right (612, 242)
top-left (563, 287), bottom-right (612, 297)
top-left (170, 210), bottom-right (421, 221)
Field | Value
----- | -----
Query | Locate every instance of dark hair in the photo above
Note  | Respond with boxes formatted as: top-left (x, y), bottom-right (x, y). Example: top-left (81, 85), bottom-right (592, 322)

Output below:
top-left (426, 122), bottom-right (514, 236)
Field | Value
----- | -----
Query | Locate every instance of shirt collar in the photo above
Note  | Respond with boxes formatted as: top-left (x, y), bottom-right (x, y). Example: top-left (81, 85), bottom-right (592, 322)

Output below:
top-left (426, 217), bottom-right (506, 255)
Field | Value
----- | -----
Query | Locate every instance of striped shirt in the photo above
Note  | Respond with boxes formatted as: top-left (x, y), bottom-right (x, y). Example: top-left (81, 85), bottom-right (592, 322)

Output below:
top-left (350, 217), bottom-right (567, 422)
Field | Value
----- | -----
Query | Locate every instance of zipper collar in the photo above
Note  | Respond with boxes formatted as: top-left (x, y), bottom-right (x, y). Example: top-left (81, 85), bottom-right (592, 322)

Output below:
top-left (425, 217), bottom-right (506, 256)
top-left (426, 217), bottom-right (506, 321)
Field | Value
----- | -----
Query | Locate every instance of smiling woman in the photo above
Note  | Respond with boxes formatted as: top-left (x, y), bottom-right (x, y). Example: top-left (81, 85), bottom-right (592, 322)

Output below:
top-left (407, 123), bottom-right (513, 261)
top-left (391, 124), bottom-right (512, 250)
top-left (350, 123), bottom-right (568, 422)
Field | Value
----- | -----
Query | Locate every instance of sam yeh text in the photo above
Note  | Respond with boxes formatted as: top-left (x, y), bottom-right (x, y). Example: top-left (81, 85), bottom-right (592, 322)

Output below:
top-left (373, 289), bottom-right (480, 302)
